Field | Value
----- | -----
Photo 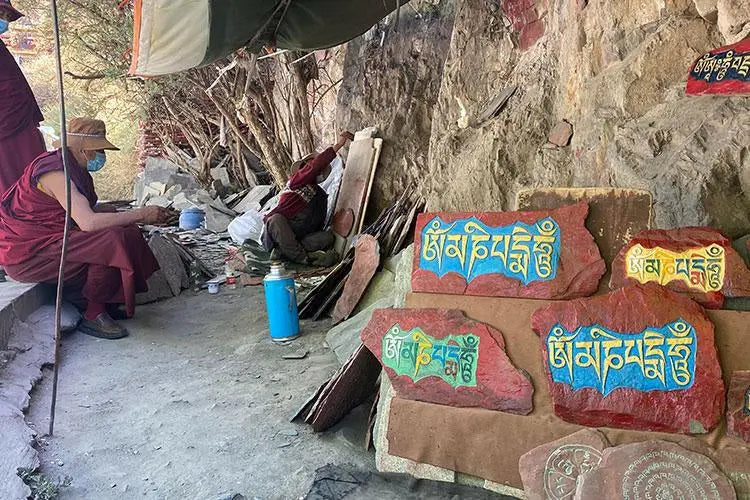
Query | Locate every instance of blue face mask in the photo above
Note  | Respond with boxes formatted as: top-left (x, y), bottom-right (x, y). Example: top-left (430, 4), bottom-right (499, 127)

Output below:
top-left (86, 152), bottom-right (107, 172)
top-left (0, 20), bottom-right (9, 35)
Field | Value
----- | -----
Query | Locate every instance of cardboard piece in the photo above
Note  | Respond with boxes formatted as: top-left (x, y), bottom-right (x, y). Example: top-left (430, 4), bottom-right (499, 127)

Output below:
top-left (516, 187), bottom-right (652, 277)
top-left (385, 292), bottom-right (750, 490)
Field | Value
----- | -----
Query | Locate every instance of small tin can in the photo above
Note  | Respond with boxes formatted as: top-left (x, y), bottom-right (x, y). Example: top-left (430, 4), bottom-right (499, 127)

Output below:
top-left (226, 275), bottom-right (237, 289)
top-left (263, 263), bottom-right (300, 342)
top-left (207, 282), bottom-right (220, 294)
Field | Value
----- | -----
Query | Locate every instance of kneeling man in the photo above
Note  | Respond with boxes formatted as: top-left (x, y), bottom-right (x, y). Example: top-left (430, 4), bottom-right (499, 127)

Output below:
top-left (0, 118), bottom-right (172, 339)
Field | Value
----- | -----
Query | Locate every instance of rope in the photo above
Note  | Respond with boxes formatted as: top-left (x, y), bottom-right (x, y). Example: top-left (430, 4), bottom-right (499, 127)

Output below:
top-left (48, 0), bottom-right (72, 437)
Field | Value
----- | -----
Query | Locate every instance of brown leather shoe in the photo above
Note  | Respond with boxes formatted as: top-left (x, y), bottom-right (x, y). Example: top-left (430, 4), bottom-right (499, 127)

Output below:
top-left (78, 312), bottom-right (129, 340)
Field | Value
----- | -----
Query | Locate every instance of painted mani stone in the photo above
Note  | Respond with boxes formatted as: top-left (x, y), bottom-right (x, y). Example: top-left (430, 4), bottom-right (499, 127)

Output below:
top-left (419, 216), bottom-right (561, 284)
top-left (381, 326), bottom-right (478, 388)
top-left (727, 371), bottom-right (750, 445)
top-left (361, 308), bottom-right (534, 414)
top-left (532, 284), bottom-right (726, 434)
top-left (625, 243), bottom-right (725, 292)
top-left (412, 202), bottom-right (606, 299)
top-left (574, 441), bottom-right (737, 500)
top-left (519, 429), bottom-right (609, 500)
top-left (611, 227), bottom-right (750, 309)
top-left (546, 319), bottom-right (697, 397)
top-left (686, 38), bottom-right (750, 96)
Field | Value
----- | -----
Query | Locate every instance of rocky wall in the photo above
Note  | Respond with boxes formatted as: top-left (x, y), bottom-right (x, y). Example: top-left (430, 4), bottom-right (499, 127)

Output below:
top-left (329, 0), bottom-right (750, 238)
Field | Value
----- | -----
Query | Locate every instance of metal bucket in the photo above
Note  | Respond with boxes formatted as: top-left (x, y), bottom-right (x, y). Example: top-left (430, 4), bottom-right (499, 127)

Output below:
top-left (263, 263), bottom-right (300, 342)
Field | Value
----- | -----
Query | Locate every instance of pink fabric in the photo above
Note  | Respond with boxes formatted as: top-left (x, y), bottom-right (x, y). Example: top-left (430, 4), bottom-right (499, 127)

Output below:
top-left (0, 124), bottom-right (46, 193)
top-left (0, 40), bottom-right (43, 140)
top-left (0, 149), bottom-right (159, 316)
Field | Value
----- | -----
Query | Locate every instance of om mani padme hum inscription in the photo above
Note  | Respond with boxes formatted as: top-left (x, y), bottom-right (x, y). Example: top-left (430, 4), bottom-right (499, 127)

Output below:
top-left (420, 216), bottom-right (561, 285)
top-left (625, 244), bottom-right (725, 292)
top-left (547, 320), bottom-right (697, 396)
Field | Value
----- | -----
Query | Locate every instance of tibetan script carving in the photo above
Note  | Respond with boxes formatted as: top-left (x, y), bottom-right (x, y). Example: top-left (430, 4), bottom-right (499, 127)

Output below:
top-left (691, 48), bottom-right (750, 84)
top-left (419, 216), bottom-right (561, 284)
top-left (544, 444), bottom-right (603, 500)
top-left (625, 243), bottom-right (725, 292)
top-left (547, 319), bottom-right (697, 396)
top-left (382, 325), bottom-right (479, 388)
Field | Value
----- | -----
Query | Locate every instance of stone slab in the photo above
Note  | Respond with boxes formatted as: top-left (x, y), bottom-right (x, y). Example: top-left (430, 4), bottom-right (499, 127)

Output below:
top-left (574, 440), bottom-right (736, 500)
top-left (332, 235), bottom-right (380, 324)
top-left (232, 185), bottom-right (273, 214)
top-left (686, 39), bottom-right (750, 96)
top-left (727, 371), bottom-right (750, 445)
top-left (332, 209), bottom-right (355, 237)
top-left (326, 297), bottom-right (392, 365)
top-left (383, 292), bottom-right (750, 490)
top-left (609, 227), bottom-right (750, 308)
top-left (515, 187), bottom-right (652, 276)
top-left (0, 281), bottom-right (50, 351)
top-left (519, 429), bottom-right (609, 500)
top-left (531, 284), bottom-right (725, 434)
top-left (411, 202), bottom-right (606, 300)
top-left (548, 121), bottom-right (573, 147)
top-left (362, 308), bottom-right (534, 413)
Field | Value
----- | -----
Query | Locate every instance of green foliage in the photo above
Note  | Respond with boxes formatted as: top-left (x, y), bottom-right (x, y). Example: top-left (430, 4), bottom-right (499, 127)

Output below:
top-left (17, 467), bottom-right (72, 500)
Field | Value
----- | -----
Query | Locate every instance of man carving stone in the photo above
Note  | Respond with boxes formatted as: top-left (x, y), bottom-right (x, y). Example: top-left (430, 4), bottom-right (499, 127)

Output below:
top-left (0, 118), bottom-right (173, 339)
top-left (262, 131), bottom-right (354, 266)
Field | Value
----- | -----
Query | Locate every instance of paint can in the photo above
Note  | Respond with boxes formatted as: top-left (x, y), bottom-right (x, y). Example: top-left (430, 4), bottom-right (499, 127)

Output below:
top-left (179, 208), bottom-right (205, 230)
top-left (207, 282), bottom-right (220, 294)
top-left (263, 263), bottom-right (300, 342)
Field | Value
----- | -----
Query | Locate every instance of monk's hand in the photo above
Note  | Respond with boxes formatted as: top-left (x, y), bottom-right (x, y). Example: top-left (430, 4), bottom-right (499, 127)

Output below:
top-left (140, 206), bottom-right (172, 225)
top-left (339, 131), bottom-right (354, 142)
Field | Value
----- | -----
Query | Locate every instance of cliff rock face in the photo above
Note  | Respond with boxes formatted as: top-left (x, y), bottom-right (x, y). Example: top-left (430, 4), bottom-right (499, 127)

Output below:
top-left (330, 0), bottom-right (750, 236)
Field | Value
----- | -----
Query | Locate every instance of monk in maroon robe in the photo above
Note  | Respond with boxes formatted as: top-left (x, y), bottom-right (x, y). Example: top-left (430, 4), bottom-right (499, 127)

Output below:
top-left (0, 118), bottom-right (173, 339)
top-left (0, 1), bottom-right (47, 194)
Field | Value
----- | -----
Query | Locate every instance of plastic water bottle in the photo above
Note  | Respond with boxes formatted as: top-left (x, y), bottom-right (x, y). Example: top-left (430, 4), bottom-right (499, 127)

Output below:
top-left (263, 263), bottom-right (300, 342)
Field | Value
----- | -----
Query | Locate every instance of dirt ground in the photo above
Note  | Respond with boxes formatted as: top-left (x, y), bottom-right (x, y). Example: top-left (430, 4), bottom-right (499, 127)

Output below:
top-left (25, 286), bottom-right (376, 499)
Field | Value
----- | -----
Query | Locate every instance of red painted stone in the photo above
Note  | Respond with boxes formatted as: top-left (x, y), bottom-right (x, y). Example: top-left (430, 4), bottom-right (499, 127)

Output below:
top-left (519, 429), bottom-right (609, 500)
top-left (548, 120), bottom-right (573, 147)
top-left (411, 202), bottom-right (606, 299)
top-left (686, 39), bottom-right (750, 97)
top-left (360, 308), bottom-right (534, 414)
top-left (331, 235), bottom-right (379, 323)
top-left (610, 227), bottom-right (750, 309)
top-left (575, 440), bottom-right (736, 500)
top-left (727, 371), bottom-right (750, 445)
top-left (531, 284), bottom-right (726, 434)
top-left (520, 19), bottom-right (546, 51)
top-left (332, 208), bottom-right (354, 237)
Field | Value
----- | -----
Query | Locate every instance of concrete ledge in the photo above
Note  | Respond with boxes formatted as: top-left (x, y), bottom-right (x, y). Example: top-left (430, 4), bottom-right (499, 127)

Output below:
top-left (0, 282), bottom-right (52, 351)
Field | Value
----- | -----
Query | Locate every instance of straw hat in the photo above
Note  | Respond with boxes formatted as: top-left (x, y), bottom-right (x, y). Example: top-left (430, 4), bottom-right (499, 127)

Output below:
top-left (53, 118), bottom-right (120, 151)
top-left (0, 0), bottom-right (23, 22)
top-left (291, 152), bottom-right (318, 172)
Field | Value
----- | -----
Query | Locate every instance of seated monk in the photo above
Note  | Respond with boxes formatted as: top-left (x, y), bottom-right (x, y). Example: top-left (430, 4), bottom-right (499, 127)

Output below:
top-left (262, 131), bottom-right (354, 266)
top-left (0, 118), bottom-right (173, 339)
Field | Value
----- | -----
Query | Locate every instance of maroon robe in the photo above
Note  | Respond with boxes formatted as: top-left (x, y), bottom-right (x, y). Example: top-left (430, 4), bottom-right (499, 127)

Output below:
top-left (0, 150), bottom-right (159, 316)
top-left (0, 40), bottom-right (46, 193)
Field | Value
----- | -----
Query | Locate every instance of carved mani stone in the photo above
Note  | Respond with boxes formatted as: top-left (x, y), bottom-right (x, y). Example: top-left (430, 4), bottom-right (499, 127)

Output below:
top-left (411, 202), bottom-right (606, 299)
top-left (532, 284), bottom-right (725, 434)
top-left (727, 371), bottom-right (750, 445)
top-left (610, 227), bottom-right (750, 308)
top-left (519, 429), bottom-right (609, 500)
top-left (360, 308), bottom-right (534, 414)
top-left (574, 440), bottom-right (737, 500)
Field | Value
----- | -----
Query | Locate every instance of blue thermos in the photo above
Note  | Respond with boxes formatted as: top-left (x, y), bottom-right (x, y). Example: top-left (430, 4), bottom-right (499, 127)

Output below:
top-left (263, 263), bottom-right (300, 341)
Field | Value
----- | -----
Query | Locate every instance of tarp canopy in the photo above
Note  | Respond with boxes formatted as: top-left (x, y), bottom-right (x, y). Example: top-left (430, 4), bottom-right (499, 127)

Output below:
top-left (129, 0), bottom-right (405, 77)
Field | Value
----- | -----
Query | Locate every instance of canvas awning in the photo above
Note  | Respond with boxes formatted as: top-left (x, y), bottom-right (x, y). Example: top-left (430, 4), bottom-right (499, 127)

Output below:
top-left (129, 0), bottom-right (404, 77)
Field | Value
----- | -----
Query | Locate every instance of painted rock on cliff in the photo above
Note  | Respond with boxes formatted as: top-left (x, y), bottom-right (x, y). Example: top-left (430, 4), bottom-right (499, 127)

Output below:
top-left (727, 371), bottom-right (750, 445)
top-left (610, 227), bottom-right (750, 309)
top-left (411, 202), bottom-right (605, 299)
top-left (686, 38), bottom-right (750, 96)
top-left (574, 440), bottom-right (737, 500)
top-left (360, 308), bottom-right (534, 414)
top-left (519, 429), bottom-right (609, 500)
top-left (531, 284), bottom-right (725, 434)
